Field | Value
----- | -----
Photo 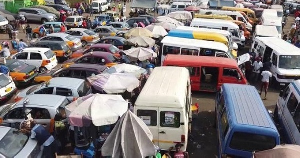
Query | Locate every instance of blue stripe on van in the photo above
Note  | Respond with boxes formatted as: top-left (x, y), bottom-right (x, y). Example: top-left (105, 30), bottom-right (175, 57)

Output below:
top-left (291, 82), bottom-right (300, 95)
top-left (167, 30), bottom-right (194, 39)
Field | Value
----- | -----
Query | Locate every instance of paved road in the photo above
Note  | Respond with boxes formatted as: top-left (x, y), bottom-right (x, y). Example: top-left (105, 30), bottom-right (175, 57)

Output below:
top-left (0, 6), bottom-right (296, 158)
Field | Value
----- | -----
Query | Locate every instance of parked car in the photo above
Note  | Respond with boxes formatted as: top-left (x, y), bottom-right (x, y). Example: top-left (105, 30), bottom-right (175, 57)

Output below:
top-left (126, 17), bottom-right (151, 28)
top-left (63, 51), bottom-right (118, 68)
top-left (0, 73), bottom-right (17, 102)
top-left (64, 16), bottom-right (83, 29)
top-left (18, 8), bottom-right (57, 23)
top-left (2, 94), bottom-right (70, 131)
top-left (34, 64), bottom-right (107, 83)
top-left (11, 47), bottom-right (57, 73)
top-left (139, 15), bottom-right (157, 24)
top-left (30, 41), bottom-right (72, 61)
top-left (31, 5), bottom-right (60, 17)
top-left (107, 22), bottom-right (130, 31)
top-left (71, 43), bottom-right (121, 58)
top-left (104, 11), bottom-right (120, 21)
top-left (15, 77), bottom-right (92, 102)
top-left (97, 36), bottom-right (126, 49)
top-left (94, 14), bottom-right (111, 25)
top-left (5, 59), bottom-right (38, 85)
top-left (46, 4), bottom-right (72, 15)
top-left (0, 126), bottom-right (41, 157)
top-left (93, 26), bottom-right (119, 38)
top-left (39, 33), bottom-right (82, 51)
top-left (65, 28), bottom-right (100, 47)
top-left (32, 22), bottom-right (66, 38)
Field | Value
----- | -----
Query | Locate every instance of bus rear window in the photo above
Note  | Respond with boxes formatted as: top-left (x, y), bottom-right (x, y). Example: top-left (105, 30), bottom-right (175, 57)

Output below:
top-left (229, 132), bottom-right (276, 152)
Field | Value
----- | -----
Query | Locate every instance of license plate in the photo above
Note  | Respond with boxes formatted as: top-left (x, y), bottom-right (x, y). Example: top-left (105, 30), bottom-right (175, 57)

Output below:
top-left (29, 71), bottom-right (34, 76)
top-left (5, 87), bottom-right (12, 92)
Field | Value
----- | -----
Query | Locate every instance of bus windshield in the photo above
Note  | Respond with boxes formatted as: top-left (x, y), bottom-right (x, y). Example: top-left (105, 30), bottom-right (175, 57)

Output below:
top-left (279, 55), bottom-right (300, 69)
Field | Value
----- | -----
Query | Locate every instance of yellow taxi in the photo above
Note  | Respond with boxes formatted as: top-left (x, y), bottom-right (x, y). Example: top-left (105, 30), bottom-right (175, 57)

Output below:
top-left (66, 28), bottom-right (100, 47)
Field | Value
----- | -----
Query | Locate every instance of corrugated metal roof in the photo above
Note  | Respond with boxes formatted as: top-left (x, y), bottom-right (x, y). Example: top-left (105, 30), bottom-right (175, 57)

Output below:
top-left (222, 84), bottom-right (274, 128)
top-left (131, 0), bottom-right (156, 8)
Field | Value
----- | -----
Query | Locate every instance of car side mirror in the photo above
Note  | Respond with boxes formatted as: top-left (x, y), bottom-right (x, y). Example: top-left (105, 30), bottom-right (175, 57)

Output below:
top-left (279, 90), bottom-right (284, 97)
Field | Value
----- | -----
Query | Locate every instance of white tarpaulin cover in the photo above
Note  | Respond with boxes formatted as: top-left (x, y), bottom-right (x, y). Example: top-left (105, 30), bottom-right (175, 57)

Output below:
top-left (102, 110), bottom-right (156, 158)
top-left (65, 94), bottom-right (128, 127)
top-left (103, 63), bottom-right (147, 78)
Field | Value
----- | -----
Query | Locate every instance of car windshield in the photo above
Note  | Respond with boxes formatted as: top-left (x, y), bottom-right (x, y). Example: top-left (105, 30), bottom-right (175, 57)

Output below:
top-left (66, 35), bottom-right (76, 41)
top-left (38, 10), bottom-right (47, 14)
top-left (65, 18), bottom-right (74, 22)
top-left (44, 50), bottom-right (55, 59)
top-left (83, 30), bottom-right (96, 35)
top-left (0, 128), bottom-right (29, 157)
top-left (92, 2), bottom-right (98, 7)
top-left (0, 74), bottom-right (10, 88)
top-left (7, 60), bottom-right (27, 72)
top-left (26, 84), bottom-right (41, 95)
top-left (108, 45), bottom-right (119, 53)
top-left (78, 82), bottom-right (90, 97)
top-left (279, 55), bottom-right (300, 69)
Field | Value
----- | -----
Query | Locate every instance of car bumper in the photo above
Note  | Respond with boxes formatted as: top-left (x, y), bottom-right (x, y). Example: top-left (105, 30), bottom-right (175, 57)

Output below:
top-left (17, 72), bottom-right (39, 83)
top-left (0, 87), bottom-right (17, 101)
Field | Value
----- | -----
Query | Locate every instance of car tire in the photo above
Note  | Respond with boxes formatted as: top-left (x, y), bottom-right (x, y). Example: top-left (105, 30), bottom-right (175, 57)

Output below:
top-left (81, 40), bottom-right (87, 47)
top-left (39, 67), bottom-right (47, 73)
top-left (41, 18), bottom-right (48, 24)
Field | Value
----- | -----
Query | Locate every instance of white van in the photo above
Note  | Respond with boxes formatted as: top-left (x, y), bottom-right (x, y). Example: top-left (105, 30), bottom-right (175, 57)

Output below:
top-left (169, 2), bottom-right (191, 12)
top-left (91, 0), bottom-right (108, 13)
top-left (251, 37), bottom-right (300, 86)
top-left (260, 15), bottom-right (282, 37)
top-left (176, 26), bottom-right (239, 50)
top-left (134, 66), bottom-right (191, 151)
top-left (253, 25), bottom-right (280, 39)
top-left (190, 18), bottom-right (245, 47)
top-left (198, 9), bottom-right (252, 30)
top-left (270, 5), bottom-right (284, 18)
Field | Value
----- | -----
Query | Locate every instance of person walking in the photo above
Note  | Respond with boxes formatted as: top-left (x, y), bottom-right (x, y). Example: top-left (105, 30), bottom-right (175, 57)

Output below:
top-left (6, 23), bottom-right (13, 39)
top-left (118, 2), bottom-right (122, 13)
top-left (260, 69), bottom-right (272, 100)
top-left (89, 4), bottom-right (93, 16)
top-left (19, 15), bottom-right (26, 33)
top-left (18, 39), bottom-right (28, 52)
top-left (252, 58), bottom-right (263, 82)
top-left (25, 24), bottom-right (32, 41)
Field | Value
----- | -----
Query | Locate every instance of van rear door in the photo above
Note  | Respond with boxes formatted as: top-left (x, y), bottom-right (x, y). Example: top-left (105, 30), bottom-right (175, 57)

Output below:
top-left (158, 107), bottom-right (185, 150)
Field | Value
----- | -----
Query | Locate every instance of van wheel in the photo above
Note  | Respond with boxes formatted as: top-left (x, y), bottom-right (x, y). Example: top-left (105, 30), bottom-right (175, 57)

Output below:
top-left (81, 40), bottom-right (87, 47)
top-left (39, 67), bottom-right (47, 73)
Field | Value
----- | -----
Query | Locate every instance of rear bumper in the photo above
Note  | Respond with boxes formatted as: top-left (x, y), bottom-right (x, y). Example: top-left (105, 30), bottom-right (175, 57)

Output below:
top-left (16, 72), bottom-right (39, 83)
top-left (0, 88), bottom-right (17, 101)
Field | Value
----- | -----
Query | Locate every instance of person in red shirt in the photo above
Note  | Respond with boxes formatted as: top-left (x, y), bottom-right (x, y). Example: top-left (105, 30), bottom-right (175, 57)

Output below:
top-left (61, 14), bottom-right (67, 23)
top-left (82, 19), bottom-right (87, 28)
top-left (60, 24), bottom-right (66, 32)
top-left (174, 144), bottom-right (188, 158)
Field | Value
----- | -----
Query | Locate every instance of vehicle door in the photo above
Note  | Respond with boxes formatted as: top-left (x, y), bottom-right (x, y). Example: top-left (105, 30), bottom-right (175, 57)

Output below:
top-left (135, 108), bottom-right (159, 147)
top-left (70, 70), bottom-right (85, 79)
top-left (14, 52), bottom-right (28, 65)
top-left (92, 56), bottom-right (107, 65)
top-left (30, 107), bottom-right (52, 131)
top-left (2, 107), bottom-right (25, 129)
top-left (290, 102), bottom-right (300, 144)
top-left (221, 68), bottom-right (243, 85)
top-left (29, 52), bottom-right (43, 68)
top-left (158, 107), bottom-right (184, 150)
top-left (76, 56), bottom-right (94, 64)
top-left (30, 10), bottom-right (40, 21)
top-left (282, 92), bottom-right (300, 143)
top-left (186, 67), bottom-right (200, 91)
top-left (54, 87), bottom-right (75, 101)
top-left (270, 52), bottom-right (278, 76)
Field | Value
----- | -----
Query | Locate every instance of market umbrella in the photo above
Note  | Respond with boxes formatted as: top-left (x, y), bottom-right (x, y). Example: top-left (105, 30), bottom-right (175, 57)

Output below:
top-left (103, 63), bottom-right (147, 78)
top-left (102, 110), bottom-right (156, 158)
top-left (125, 27), bottom-right (153, 38)
top-left (65, 94), bottom-right (128, 127)
top-left (123, 47), bottom-right (157, 61)
top-left (253, 144), bottom-right (300, 158)
top-left (167, 11), bottom-right (193, 20)
top-left (87, 73), bottom-right (140, 94)
top-left (126, 36), bottom-right (155, 47)
top-left (157, 16), bottom-right (184, 26)
top-left (184, 6), bottom-right (200, 11)
top-left (146, 24), bottom-right (168, 37)
top-left (156, 22), bottom-right (177, 30)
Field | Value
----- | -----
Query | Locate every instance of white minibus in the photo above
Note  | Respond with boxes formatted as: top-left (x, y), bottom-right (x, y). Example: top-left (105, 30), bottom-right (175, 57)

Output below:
top-left (253, 25), bottom-right (280, 39)
top-left (134, 66), bottom-right (191, 151)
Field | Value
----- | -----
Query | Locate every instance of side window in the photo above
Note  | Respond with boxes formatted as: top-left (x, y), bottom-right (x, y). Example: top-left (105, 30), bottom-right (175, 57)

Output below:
top-left (160, 111), bottom-right (180, 128)
top-left (287, 93), bottom-right (298, 114)
top-left (85, 71), bottom-right (97, 77)
top-left (72, 70), bottom-right (82, 78)
top-left (56, 88), bottom-right (73, 96)
top-left (77, 56), bottom-right (93, 63)
top-left (272, 53), bottom-right (278, 67)
top-left (186, 67), bottom-right (197, 76)
top-left (253, 42), bottom-right (258, 49)
top-left (52, 44), bottom-right (61, 50)
top-left (94, 57), bottom-right (106, 65)
top-left (137, 110), bottom-right (157, 126)
top-left (57, 70), bottom-right (71, 77)
top-left (282, 86), bottom-right (291, 100)
top-left (30, 53), bottom-right (42, 60)
top-left (5, 108), bottom-right (24, 119)
top-left (54, 37), bottom-right (64, 41)
top-left (223, 68), bottom-right (240, 79)
top-left (53, 24), bottom-right (61, 28)
top-left (94, 48), bottom-right (106, 52)
top-left (31, 108), bottom-right (51, 119)
top-left (41, 36), bottom-right (52, 41)
top-left (15, 52), bottom-right (28, 59)
top-left (34, 87), bottom-right (54, 94)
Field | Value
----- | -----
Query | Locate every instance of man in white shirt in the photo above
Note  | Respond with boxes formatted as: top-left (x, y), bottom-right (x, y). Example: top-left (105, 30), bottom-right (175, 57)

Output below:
top-left (260, 69), bottom-right (272, 100)
top-left (252, 58), bottom-right (263, 82)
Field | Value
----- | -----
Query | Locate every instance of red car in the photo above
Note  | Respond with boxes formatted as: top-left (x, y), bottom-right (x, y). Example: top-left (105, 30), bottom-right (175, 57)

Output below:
top-left (70, 43), bottom-right (121, 59)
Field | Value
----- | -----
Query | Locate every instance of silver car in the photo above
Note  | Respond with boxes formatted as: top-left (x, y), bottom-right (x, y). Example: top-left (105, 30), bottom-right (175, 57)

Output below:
top-left (93, 26), bottom-right (119, 38)
top-left (107, 22), bottom-right (130, 31)
top-left (18, 8), bottom-right (56, 23)
top-left (0, 126), bottom-right (41, 158)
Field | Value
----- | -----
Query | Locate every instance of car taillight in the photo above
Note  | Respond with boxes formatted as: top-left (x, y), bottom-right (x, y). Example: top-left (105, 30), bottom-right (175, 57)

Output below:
top-left (14, 96), bottom-right (22, 102)
top-left (181, 135), bottom-right (185, 142)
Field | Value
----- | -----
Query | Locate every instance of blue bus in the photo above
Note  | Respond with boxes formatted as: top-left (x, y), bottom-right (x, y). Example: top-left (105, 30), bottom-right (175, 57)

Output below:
top-left (215, 84), bottom-right (280, 158)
